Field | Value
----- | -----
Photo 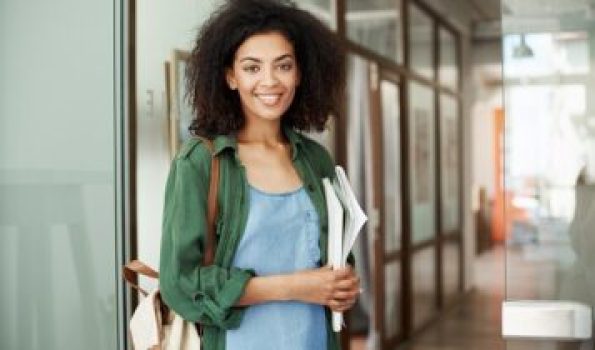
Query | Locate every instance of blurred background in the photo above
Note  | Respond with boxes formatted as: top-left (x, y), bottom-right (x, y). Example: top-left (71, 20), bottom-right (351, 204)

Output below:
top-left (2, 0), bottom-right (595, 349)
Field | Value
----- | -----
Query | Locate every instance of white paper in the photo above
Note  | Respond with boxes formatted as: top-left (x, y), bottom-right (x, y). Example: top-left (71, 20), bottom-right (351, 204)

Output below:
top-left (322, 166), bottom-right (368, 332)
top-left (334, 166), bottom-right (368, 263)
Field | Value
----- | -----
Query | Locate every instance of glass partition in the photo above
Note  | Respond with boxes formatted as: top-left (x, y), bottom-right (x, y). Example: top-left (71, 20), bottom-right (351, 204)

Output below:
top-left (439, 28), bottom-right (458, 90)
top-left (297, 0), bottom-right (335, 29)
top-left (412, 246), bottom-right (437, 329)
top-left (408, 81), bottom-right (436, 244)
top-left (442, 240), bottom-right (460, 304)
top-left (409, 4), bottom-right (434, 80)
top-left (346, 0), bottom-right (404, 63)
top-left (502, 0), bottom-right (595, 347)
top-left (381, 80), bottom-right (402, 252)
top-left (384, 261), bottom-right (401, 338)
top-left (0, 0), bottom-right (121, 349)
top-left (440, 94), bottom-right (460, 233)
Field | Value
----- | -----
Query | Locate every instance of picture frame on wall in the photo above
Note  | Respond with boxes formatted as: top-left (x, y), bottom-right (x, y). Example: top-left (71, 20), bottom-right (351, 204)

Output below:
top-left (165, 49), bottom-right (193, 158)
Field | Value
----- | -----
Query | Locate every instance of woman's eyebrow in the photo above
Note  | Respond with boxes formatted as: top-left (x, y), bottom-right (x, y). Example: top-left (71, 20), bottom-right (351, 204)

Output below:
top-left (239, 54), bottom-right (294, 63)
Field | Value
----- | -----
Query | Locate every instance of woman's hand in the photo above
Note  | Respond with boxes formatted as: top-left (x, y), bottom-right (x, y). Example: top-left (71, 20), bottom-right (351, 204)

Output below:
top-left (289, 265), bottom-right (360, 312)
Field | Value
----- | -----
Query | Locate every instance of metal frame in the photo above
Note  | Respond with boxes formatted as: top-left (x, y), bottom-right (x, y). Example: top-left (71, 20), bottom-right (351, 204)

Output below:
top-left (122, 0), bottom-right (137, 349)
top-left (335, 0), bottom-right (466, 348)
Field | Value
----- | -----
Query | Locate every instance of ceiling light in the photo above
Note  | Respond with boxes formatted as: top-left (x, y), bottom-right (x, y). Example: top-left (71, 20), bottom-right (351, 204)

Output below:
top-left (513, 34), bottom-right (534, 58)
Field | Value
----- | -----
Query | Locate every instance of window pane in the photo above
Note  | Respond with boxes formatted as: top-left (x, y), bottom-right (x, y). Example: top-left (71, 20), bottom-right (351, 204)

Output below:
top-left (409, 4), bottom-right (434, 79)
top-left (297, 0), bottom-right (335, 29)
top-left (440, 94), bottom-right (460, 232)
top-left (503, 32), bottom-right (589, 79)
top-left (443, 240), bottom-right (461, 304)
top-left (384, 260), bottom-right (401, 338)
top-left (439, 28), bottom-right (458, 90)
top-left (412, 247), bottom-right (437, 329)
top-left (381, 80), bottom-right (402, 252)
top-left (346, 0), bottom-right (403, 63)
top-left (502, 2), bottom-right (595, 346)
top-left (409, 82), bottom-right (436, 243)
top-left (0, 0), bottom-right (119, 348)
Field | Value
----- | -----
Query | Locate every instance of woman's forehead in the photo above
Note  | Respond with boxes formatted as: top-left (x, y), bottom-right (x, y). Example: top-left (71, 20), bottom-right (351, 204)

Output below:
top-left (234, 32), bottom-right (296, 61)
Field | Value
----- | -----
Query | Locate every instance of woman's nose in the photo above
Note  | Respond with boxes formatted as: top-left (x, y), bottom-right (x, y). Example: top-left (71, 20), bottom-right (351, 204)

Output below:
top-left (261, 67), bottom-right (279, 86)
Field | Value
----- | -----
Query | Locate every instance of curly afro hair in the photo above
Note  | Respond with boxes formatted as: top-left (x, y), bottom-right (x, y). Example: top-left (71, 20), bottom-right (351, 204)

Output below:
top-left (186, 0), bottom-right (346, 137)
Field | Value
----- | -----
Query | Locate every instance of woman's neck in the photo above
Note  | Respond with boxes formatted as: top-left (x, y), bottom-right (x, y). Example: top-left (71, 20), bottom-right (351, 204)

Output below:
top-left (237, 118), bottom-right (286, 146)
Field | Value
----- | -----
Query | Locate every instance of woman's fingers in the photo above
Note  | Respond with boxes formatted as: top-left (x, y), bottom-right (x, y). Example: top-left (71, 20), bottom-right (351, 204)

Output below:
top-left (333, 265), bottom-right (354, 275)
top-left (334, 276), bottom-right (359, 290)
top-left (332, 289), bottom-right (359, 301)
top-left (328, 298), bottom-right (356, 312)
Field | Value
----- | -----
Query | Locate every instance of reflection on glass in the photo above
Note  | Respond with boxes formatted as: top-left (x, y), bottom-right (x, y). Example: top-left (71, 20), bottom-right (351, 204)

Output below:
top-left (439, 28), bottom-right (458, 90)
top-left (412, 247), bottom-right (437, 329)
top-left (297, 0), bottom-right (335, 29)
top-left (505, 83), bottom-right (587, 301)
top-left (384, 260), bottom-right (401, 338)
top-left (440, 94), bottom-right (460, 232)
top-left (409, 82), bottom-right (436, 243)
top-left (0, 0), bottom-right (118, 348)
top-left (503, 2), bottom-right (595, 344)
top-left (503, 32), bottom-right (589, 79)
top-left (381, 80), bottom-right (402, 252)
top-left (443, 241), bottom-right (460, 304)
top-left (346, 0), bottom-right (403, 63)
top-left (409, 4), bottom-right (433, 79)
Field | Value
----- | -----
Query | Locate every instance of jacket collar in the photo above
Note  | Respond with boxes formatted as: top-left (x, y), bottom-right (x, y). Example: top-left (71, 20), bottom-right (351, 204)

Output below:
top-left (212, 124), bottom-right (303, 161)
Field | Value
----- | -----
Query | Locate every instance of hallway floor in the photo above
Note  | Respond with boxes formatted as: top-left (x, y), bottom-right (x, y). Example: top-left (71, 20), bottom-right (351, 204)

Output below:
top-left (351, 245), bottom-right (592, 350)
top-left (350, 246), bottom-right (505, 350)
top-left (401, 247), bottom-right (505, 350)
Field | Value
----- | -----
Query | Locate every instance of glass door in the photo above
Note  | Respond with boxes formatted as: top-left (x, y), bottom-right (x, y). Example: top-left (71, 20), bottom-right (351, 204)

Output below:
top-left (0, 0), bottom-right (124, 349)
top-left (378, 73), bottom-right (404, 348)
top-left (501, 0), bottom-right (595, 348)
top-left (344, 54), bottom-right (406, 350)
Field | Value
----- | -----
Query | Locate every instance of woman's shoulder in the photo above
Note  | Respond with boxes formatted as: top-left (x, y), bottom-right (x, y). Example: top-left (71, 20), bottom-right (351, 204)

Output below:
top-left (174, 137), bottom-right (213, 168)
top-left (295, 132), bottom-right (335, 178)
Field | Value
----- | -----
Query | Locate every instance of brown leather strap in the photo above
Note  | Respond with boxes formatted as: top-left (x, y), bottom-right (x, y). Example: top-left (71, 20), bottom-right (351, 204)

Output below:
top-left (196, 136), bottom-right (219, 266)
top-left (122, 137), bottom-right (220, 293)
top-left (123, 260), bottom-right (159, 296)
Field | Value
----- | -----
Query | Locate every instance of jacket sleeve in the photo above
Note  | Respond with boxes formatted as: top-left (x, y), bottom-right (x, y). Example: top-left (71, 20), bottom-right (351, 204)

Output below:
top-left (158, 143), bottom-right (254, 329)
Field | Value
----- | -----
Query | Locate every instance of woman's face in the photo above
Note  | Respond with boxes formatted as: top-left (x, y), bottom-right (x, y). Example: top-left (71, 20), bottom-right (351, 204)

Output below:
top-left (226, 31), bottom-right (300, 123)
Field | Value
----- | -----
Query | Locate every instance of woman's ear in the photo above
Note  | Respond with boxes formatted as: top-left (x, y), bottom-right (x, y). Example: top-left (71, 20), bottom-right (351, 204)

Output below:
top-left (226, 68), bottom-right (238, 90)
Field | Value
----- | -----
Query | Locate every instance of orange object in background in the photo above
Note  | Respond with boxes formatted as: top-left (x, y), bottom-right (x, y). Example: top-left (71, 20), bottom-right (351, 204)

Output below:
top-left (491, 108), bottom-right (506, 242)
top-left (490, 108), bottom-right (531, 243)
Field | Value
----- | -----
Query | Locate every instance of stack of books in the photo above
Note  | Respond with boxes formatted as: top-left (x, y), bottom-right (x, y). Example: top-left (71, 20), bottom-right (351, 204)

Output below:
top-left (322, 165), bottom-right (368, 332)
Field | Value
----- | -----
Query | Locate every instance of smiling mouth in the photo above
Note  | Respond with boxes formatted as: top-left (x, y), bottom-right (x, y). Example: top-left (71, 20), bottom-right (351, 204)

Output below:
top-left (255, 93), bottom-right (283, 106)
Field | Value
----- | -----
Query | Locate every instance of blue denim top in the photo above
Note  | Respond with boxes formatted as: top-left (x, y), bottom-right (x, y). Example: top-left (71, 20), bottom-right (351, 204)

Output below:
top-left (225, 184), bottom-right (327, 350)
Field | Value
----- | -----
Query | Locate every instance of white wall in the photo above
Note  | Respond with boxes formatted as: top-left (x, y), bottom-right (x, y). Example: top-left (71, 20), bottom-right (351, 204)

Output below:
top-left (136, 0), bottom-right (224, 289)
top-left (471, 40), bottom-right (503, 200)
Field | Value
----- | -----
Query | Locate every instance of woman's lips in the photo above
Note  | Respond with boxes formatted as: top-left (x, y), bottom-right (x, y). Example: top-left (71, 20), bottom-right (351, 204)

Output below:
top-left (255, 93), bottom-right (282, 106)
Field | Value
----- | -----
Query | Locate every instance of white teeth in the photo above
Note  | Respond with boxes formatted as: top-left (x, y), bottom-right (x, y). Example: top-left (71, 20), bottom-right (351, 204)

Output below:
top-left (256, 94), bottom-right (281, 106)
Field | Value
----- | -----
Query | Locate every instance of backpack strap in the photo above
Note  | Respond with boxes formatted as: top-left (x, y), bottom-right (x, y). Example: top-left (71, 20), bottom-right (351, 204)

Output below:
top-left (195, 136), bottom-right (219, 266)
top-left (122, 136), bottom-right (220, 292)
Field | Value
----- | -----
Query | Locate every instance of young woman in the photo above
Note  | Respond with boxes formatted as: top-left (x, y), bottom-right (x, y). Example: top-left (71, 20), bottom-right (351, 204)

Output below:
top-left (159, 1), bottom-right (360, 349)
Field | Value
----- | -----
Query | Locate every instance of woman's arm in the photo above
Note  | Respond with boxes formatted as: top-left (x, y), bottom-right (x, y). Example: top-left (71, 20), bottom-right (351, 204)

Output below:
top-left (235, 265), bottom-right (360, 312)
top-left (160, 142), bottom-right (255, 329)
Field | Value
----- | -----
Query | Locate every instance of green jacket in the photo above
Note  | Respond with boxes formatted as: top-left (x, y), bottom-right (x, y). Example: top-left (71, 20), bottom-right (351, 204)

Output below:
top-left (159, 126), bottom-right (349, 350)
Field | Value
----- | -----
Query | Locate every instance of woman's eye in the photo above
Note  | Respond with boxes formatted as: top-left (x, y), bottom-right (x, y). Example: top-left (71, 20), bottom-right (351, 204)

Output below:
top-left (243, 66), bottom-right (260, 73)
top-left (279, 63), bottom-right (293, 71)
